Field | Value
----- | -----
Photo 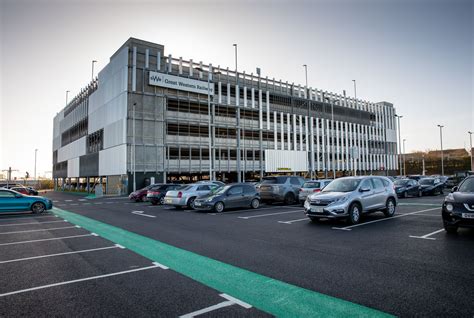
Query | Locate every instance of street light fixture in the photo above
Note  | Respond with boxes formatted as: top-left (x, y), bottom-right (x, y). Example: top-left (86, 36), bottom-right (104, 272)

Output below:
top-left (395, 114), bottom-right (403, 176)
top-left (92, 60), bottom-right (97, 80)
top-left (66, 90), bottom-right (70, 106)
top-left (437, 124), bottom-right (444, 176)
top-left (303, 64), bottom-right (308, 88)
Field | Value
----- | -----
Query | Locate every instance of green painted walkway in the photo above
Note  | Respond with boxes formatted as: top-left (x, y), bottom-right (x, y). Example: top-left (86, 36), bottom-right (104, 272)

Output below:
top-left (52, 207), bottom-right (393, 318)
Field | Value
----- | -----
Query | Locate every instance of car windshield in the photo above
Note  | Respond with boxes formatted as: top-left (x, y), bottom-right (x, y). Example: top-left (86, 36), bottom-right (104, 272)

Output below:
top-left (303, 182), bottom-right (320, 188)
top-left (322, 178), bottom-right (362, 193)
top-left (177, 185), bottom-right (192, 191)
top-left (394, 180), bottom-right (409, 186)
top-left (419, 179), bottom-right (434, 185)
top-left (458, 178), bottom-right (474, 192)
top-left (212, 185), bottom-right (232, 195)
top-left (261, 177), bottom-right (287, 184)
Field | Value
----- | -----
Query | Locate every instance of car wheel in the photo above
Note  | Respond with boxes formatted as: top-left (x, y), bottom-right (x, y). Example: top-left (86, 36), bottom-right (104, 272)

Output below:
top-left (187, 197), bottom-right (196, 209)
top-left (31, 202), bottom-right (46, 214)
top-left (347, 203), bottom-right (361, 225)
top-left (250, 198), bottom-right (260, 209)
top-left (135, 198), bottom-right (141, 203)
top-left (283, 193), bottom-right (295, 205)
top-left (439, 188), bottom-right (444, 195)
top-left (159, 197), bottom-right (165, 205)
top-left (214, 201), bottom-right (225, 213)
top-left (151, 200), bottom-right (158, 206)
top-left (403, 191), bottom-right (408, 198)
top-left (444, 222), bottom-right (458, 234)
top-left (383, 198), bottom-right (396, 217)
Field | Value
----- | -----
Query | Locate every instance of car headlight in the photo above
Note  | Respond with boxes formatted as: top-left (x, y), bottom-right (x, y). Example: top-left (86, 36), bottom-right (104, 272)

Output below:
top-left (304, 200), bottom-right (310, 209)
top-left (333, 196), bottom-right (349, 204)
top-left (445, 203), bottom-right (454, 212)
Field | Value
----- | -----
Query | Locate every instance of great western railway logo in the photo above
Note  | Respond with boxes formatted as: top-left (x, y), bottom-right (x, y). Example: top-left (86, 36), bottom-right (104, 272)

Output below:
top-left (149, 71), bottom-right (214, 95)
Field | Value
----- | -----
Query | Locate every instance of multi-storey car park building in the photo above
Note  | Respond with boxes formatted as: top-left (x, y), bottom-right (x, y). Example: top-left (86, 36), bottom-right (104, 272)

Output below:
top-left (52, 38), bottom-right (399, 194)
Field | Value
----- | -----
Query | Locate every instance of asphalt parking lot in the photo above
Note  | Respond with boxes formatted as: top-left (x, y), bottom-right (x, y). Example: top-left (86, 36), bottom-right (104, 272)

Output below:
top-left (2, 191), bottom-right (473, 317)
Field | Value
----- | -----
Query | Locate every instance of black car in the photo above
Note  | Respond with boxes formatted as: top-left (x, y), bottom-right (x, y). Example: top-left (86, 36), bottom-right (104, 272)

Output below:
top-left (193, 183), bottom-right (260, 213)
top-left (26, 187), bottom-right (39, 195)
top-left (394, 179), bottom-right (421, 198)
top-left (146, 184), bottom-right (181, 205)
top-left (419, 177), bottom-right (444, 196)
top-left (442, 176), bottom-right (474, 233)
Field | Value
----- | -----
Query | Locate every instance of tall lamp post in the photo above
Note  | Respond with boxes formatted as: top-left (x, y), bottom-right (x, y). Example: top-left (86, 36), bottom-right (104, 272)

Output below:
top-left (132, 102), bottom-right (136, 192)
top-left (303, 64), bottom-right (308, 87)
top-left (34, 149), bottom-right (38, 184)
top-left (402, 139), bottom-right (406, 176)
top-left (395, 114), bottom-right (403, 175)
top-left (233, 44), bottom-right (242, 183)
top-left (324, 97), bottom-right (336, 179)
top-left (91, 60), bottom-right (97, 80)
top-left (437, 124), bottom-right (444, 176)
top-left (65, 90), bottom-right (70, 106)
top-left (468, 131), bottom-right (473, 171)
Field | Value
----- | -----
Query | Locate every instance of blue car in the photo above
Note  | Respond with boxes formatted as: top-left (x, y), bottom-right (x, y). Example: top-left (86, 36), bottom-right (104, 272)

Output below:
top-left (0, 188), bottom-right (53, 214)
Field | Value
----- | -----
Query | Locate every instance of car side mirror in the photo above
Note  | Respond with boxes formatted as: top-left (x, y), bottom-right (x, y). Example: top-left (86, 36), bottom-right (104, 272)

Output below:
top-left (451, 186), bottom-right (458, 193)
top-left (359, 187), bottom-right (370, 192)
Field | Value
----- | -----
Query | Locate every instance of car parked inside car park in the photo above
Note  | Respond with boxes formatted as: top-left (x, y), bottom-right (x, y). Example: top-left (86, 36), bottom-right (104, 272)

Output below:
top-left (394, 179), bottom-right (421, 198)
top-left (193, 183), bottom-right (260, 213)
top-left (298, 179), bottom-right (332, 205)
top-left (10, 186), bottom-right (31, 196)
top-left (146, 184), bottom-right (181, 205)
top-left (419, 177), bottom-right (444, 196)
top-left (163, 182), bottom-right (221, 209)
top-left (129, 185), bottom-right (155, 202)
top-left (442, 176), bottom-right (474, 233)
top-left (304, 176), bottom-right (397, 225)
top-left (258, 176), bottom-right (305, 205)
top-left (0, 188), bottom-right (53, 214)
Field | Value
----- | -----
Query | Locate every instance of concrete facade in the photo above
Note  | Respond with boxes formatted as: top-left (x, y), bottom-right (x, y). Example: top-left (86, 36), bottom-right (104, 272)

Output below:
top-left (53, 38), bottom-right (399, 194)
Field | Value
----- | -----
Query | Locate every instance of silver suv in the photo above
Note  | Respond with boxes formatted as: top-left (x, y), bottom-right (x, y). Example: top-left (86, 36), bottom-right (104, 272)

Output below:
top-left (258, 176), bottom-right (305, 205)
top-left (304, 176), bottom-right (397, 224)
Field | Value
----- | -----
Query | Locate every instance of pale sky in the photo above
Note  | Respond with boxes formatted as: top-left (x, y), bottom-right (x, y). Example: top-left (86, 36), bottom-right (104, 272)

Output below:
top-left (1, 0), bottom-right (473, 178)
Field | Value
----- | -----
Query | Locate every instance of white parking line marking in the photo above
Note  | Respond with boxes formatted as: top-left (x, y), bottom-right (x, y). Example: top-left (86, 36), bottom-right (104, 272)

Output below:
top-left (238, 209), bottom-right (302, 219)
top-left (52, 200), bottom-right (59, 203)
top-left (131, 211), bottom-right (156, 218)
top-left (0, 234), bottom-right (95, 246)
top-left (409, 228), bottom-right (445, 240)
top-left (65, 200), bottom-right (73, 202)
top-left (115, 244), bottom-right (126, 249)
top-left (78, 199), bottom-right (87, 201)
top-left (0, 264), bottom-right (159, 297)
top-left (152, 261), bottom-right (169, 269)
top-left (331, 207), bottom-right (440, 231)
top-left (179, 293), bottom-right (251, 317)
top-left (217, 205), bottom-right (301, 215)
top-left (91, 233), bottom-right (99, 236)
top-left (75, 225), bottom-right (81, 229)
top-left (278, 218), bottom-right (309, 224)
top-left (0, 220), bottom-right (66, 227)
top-left (0, 215), bottom-right (55, 222)
top-left (70, 203), bottom-right (79, 206)
top-left (94, 203), bottom-right (103, 205)
top-left (0, 226), bottom-right (77, 235)
top-left (0, 245), bottom-right (119, 264)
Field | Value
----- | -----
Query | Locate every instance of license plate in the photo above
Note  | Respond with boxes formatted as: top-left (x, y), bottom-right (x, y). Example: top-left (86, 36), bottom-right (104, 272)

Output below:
top-left (194, 202), bottom-right (202, 207)
top-left (462, 213), bottom-right (474, 219)
top-left (312, 206), bottom-right (324, 213)
top-left (165, 198), bottom-right (172, 204)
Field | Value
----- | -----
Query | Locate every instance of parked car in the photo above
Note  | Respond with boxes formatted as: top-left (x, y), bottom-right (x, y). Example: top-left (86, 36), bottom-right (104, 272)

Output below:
top-left (298, 179), bottom-right (332, 204)
top-left (394, 179), bottom-right (421, 198)
top-left (304, 176), bottom-right (397, 225)
top-left (26, 187), bottom-right (39, 195)
top-left (442, 176), bottom-right (474, 233)
top-left (445, 176), bottom-right (458, 188)
top-left (9, 186), bottom-right (31, 195)
top-left (419, 178), bottom-right (444, 196)
top-left (146, 184), bottom-right (181, 205)
top-left (257, 176), bottom-right (305, 205)
top-left (193, 183), bottom-right (260, 213)
top-left (129, 185), bottom-right (155, 202)
top-left (163, 183), bottom-right (221, 209)
top-left (196, 180), bottom-right (226, 187)
top-left (0, 188), bottom-right (53, 214)
top-left (407, 175), bottom-right (427, 181)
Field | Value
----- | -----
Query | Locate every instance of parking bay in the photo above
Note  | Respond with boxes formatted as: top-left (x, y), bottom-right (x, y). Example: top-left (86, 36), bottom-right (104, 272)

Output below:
top-left (9, 192), bottom-right (474, 317)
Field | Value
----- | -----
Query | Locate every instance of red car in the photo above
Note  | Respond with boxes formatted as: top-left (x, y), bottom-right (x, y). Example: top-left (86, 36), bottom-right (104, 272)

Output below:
top-left (128, 185), bottom-right (154, 202)
top-left (10, 187), bottom-right (30, 195)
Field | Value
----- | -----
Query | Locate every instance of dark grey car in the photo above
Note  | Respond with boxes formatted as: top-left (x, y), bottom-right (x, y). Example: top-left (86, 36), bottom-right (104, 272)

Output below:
top-left (258, 176), bottom-right (305, 205)
top-left (193, 183), bottom-right (260, 213)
